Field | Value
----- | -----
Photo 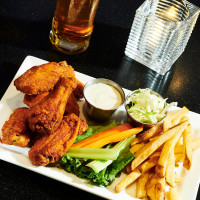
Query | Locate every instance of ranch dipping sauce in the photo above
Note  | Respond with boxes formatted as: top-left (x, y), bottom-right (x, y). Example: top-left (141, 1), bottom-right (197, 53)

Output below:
top-left (85, 83), bottom-right (122, 110)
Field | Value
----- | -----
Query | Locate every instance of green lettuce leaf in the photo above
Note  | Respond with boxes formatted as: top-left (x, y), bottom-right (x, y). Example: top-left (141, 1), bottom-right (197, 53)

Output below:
top-left (59, 148), bottom-right (135, 187)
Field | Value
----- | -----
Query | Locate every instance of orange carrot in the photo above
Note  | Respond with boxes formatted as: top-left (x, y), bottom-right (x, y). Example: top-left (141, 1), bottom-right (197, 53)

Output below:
top-left (72, 123), bottom-right (133, 148)
top-left (81, 126), bottom-right (143, 149)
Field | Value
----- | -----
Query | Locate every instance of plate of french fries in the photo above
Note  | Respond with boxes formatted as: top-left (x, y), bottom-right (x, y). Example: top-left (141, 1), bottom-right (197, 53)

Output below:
top-left (0, 56), bottom-right (200, 200)
top-left (114, 106), bottom-right (200, 200)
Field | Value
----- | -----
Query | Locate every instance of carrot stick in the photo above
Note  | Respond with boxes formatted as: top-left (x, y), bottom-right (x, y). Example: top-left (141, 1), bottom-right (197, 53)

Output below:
top-left (72, 123), bottom-right (133, 148)
top-left (82, 126), bottom-right (143, 149)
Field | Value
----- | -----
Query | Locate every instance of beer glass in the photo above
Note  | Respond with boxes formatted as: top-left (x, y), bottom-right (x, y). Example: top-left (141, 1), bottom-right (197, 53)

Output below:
top-left (50, 0), bottom-right (100, 55)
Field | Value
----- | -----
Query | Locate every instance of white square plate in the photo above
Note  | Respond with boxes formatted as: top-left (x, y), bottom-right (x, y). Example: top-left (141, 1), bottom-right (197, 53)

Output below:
top-left (0, 56), bottom-right (200, 200)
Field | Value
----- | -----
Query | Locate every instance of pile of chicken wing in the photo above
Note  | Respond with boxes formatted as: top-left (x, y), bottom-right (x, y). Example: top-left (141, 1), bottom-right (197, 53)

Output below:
top-left (0, 61), bottom-right (88, 166)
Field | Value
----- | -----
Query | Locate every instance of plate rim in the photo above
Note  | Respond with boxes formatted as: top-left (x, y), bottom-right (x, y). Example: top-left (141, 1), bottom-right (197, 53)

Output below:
top-left (0, 55), bottom-right (200, 200)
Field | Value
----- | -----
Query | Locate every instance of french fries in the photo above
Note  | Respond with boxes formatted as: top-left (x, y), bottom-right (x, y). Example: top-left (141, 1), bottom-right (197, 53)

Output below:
top-left (165, 148), bottom-right (175, 187)
top-left (155, 177), bottom-right (165, 200)
top-left (175, 172), bottom-right (181, 183)
top-left (145, 173), bottom-right (159, 191)
top-left (136, 172), bottom-right (149, 198)
top-left (115, 106), bottom-right (200, 200)
top-left (115, 169), bottom-right (141, 193)
top-left (175, 153), bottom-right (183, 165)
top-left (131, 123), bottom-right (163, 146)
top-left (130, 143), bottom-right (145, 154)
top-left (156, 121), bottom-right (189, 178)
top-left (174, 138), bottom-right (200, 153)
top-left (146, 184), bottom-right (156, 200)
top-left (182, 124), bottom-right (192, 170)
top-left (163, 106), bottom-right (189, 132)
top-left (169, 187), bottom-right (179, 200)
top-left (132, 120), bottom-right (189, 171)
top-left (115, 156), bottom-right (159, 193)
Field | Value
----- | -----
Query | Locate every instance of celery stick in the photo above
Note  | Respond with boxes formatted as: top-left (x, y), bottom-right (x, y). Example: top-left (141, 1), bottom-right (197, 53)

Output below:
top-left (67, 147), bottom-right (118, 160)
top-left (86, 160), bottom-right (113, 173)
top-left (86, 135), bottom-right (136, 173)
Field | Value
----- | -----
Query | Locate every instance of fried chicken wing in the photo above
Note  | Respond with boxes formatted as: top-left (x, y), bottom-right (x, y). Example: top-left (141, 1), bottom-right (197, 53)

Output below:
top-left (78, 119), bottom-right (88, 135)
top-left (28, 113), bottom-right (80, 166)
top-left (14, 61), bottom-right (75, 95)
top-left (29, 116), bottom-right (88, 146)
top-left (23, 92), bottom-right (49, 107)
top-left (73, 79), bottom-right (84, 100)
top-left (1, 107), bottom-right (31, 147)
top-left (64, 93), bottom-right (80, 116)
top-left (63, 113), bottom-right (88, 135)
top-left (28, 76), bottom-right (77, 135)
top-left (24, 92), bottom-right (80, 116)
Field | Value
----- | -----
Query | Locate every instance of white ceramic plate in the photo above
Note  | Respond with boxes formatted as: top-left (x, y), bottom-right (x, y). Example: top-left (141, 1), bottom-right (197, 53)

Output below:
top-left (0, 56), bottom-right (200, 200)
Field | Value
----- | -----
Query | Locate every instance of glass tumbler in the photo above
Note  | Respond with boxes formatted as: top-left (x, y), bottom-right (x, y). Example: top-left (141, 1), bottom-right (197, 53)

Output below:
top-left (50, 0), bottom-right (100, 55)
top-left (125, 0), bottom-right (200, 75)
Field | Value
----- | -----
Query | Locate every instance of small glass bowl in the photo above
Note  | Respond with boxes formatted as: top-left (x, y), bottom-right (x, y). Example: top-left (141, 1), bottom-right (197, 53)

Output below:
top-left (125, 89), bottom-right (168, 129)
top-left (83, 78), bottom-right (125, 122)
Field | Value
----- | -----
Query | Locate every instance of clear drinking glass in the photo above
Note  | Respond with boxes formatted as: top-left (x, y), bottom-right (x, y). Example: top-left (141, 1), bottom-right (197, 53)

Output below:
top-left (50, 0), bottom-right (100, 55)
top-left (125, 0), bottom-right (200, 75)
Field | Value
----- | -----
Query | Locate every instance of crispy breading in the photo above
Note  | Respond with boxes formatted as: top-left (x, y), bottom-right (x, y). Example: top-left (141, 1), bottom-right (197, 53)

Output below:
top-left (24, 91), bottom-right (80, 116)
top-left (78, 119), bottom-right (88, 135)
top-left (64, 93), bottom-right (80, 116)
top-left (1, 107), bottom-right (31, 147)
top-left (29, 117), bottom-right (88, 145)
top-left (14, 61), bottom-right (75, 95)
top-left (28, 76), bottom-right (77, 135)
top-left (23, 92), bottom-right (49, 107)
top-left (28, 113), bottom-right (80, 166)
top-left (73, 79), bottom-right (84, 100)
top-left (63, 113), bottom-right (88, 135)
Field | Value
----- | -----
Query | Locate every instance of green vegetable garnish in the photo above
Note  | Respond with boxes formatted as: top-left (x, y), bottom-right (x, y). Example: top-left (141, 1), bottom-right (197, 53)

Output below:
top-left (86, 135), bottom-right (136, 173)
top-left (126, 88), bottom-right (177, 124)
top-left (58, 120), bottom-right (135, 187)
top-left (67, 147), bottom-right (118, 160)
top-left (59, 147), bottom-right (134, 187)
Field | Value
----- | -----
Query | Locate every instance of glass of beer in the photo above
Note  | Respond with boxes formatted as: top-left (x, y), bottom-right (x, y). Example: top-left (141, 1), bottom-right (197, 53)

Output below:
top-left (50, 0), bottom-right (100, 55)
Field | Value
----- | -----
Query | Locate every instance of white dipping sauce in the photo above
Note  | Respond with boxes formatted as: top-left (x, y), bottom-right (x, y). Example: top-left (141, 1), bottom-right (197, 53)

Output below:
top-left (85, 83), bottom-right (122, 109)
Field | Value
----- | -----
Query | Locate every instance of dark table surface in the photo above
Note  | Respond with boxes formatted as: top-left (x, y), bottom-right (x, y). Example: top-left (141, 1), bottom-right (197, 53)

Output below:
top-left (0, 0), bottom-right (200, 199)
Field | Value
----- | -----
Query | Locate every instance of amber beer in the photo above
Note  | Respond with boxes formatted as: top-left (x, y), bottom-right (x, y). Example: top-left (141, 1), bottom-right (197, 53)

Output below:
top-left (50, 0), bottom-right (100, 54)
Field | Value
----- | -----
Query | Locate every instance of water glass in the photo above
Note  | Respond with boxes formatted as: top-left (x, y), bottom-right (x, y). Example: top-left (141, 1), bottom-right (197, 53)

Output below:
top-left (125, 0), bottom-right (200, 75)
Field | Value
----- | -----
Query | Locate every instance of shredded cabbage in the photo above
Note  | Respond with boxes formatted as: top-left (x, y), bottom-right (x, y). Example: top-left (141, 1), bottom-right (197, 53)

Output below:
top-left (126, 88), bottom-right (177, 124)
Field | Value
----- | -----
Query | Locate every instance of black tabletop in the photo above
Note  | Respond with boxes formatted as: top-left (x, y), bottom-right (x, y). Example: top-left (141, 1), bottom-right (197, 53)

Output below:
top-left (0, 0), bottom-right (200, 199)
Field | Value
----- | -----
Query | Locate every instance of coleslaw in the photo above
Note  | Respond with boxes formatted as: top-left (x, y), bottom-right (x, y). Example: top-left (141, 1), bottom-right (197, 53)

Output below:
top-left (126, 88), bottom-right (177, 124)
